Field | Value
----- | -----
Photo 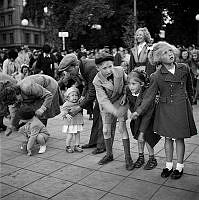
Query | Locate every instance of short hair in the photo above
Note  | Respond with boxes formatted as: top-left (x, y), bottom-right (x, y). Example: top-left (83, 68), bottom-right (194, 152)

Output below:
top-left (18, 106), bottom-right (35, 120)
top-left (135, 27), bottom-right (152, 44)
top-left (8, 49), bottom-right (18, 60)
top-left (42, 44), bottom-right (51, 53)
top-left (148, 41), bottom-right (179, 65)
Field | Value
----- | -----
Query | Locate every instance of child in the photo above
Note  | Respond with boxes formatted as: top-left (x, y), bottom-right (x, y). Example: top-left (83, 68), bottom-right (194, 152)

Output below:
top-left (126, 70), bottom-right (161, 170)
top-left (61, 86), bottom-right (84, 153)
top-left (131, 41), bottom-right (197, 179)
top-left (18, 106), bottom-right (50, 156)
top-left (93, 52), bottom-right (134, 171)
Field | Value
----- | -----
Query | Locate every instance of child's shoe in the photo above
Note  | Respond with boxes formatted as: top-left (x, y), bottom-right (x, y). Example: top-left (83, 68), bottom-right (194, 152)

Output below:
top-left (144, 157), bottom-right (157, 170)
top-left (171, 169), bottom-right (183, 179)
top-left (134, 154), bottom-right (145, 168)
top-left (66, 146), bottom-right (74, 153)
top-left (161, 168), bottom-right (173, 178)
top-left (74, 145), bottom-right (83, 152)
top-left (38, 145), bottom-right (46, 154)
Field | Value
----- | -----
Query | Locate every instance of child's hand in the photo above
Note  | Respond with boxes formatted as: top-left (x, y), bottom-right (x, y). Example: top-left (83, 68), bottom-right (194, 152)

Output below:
top-left (79, 96), bottom-right (85, 103)
top-left (65, 114), bottom-right (72, 120)
top-left (27, 150), bottom-right (32, 156)
top-left (130, 112), bottom-right (139, 120)
top-left (120, 94), bottom-right (127, 106)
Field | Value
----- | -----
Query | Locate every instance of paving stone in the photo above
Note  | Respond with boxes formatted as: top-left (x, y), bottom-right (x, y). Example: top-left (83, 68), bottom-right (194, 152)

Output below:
top-left (184, 161), bottom-right (199, 176)
top-left (111, 177), bottom-right (160, 200)
top-left (0, 149), bottom-right (21, 162)
top-left (50, 164), bottom-right (93, 182)
top-left (25, 159), bottom-right (66, 175)
top-left (0, 183), bottom-right (18, 198)
top-left (129, 167), bottom-right (166, 184)
top-left (23, 176), bottom-right (73, 198)
top-left (99, 160), bottom-right (133, 177)
top-left (0, 163), bottom-right (20, 177)
top-left (164, 173), bottom-right (199, 192)
top-left (4, 154), bottom-right (44, 168)
top-left (185, 152), bottom-right (199, 163)
top-left (1, 169), bottom-right (44, 188)
top-left (51, 184), bottom-right (106, 200)
top-left (0, 140), bottom-right (20, 150)
top-left (100, 193), bottom-right (137, 200)
top-left (79, 171), bottom-right (124, 191)
top-left (34, 147), bottom-right (63, 158)
top-left (72, 155), bottom-right (102, 169)
top-left (1, 189), bottom-right (47, 200)
top-left (48, 151), bottom-right (86, 163)
top-left (151, 186), bottom-right (199, 200)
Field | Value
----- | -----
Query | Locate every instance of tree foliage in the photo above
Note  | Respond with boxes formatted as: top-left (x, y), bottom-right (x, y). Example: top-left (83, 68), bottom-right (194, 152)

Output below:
top-left (22, 0), bottom-right (199, 49)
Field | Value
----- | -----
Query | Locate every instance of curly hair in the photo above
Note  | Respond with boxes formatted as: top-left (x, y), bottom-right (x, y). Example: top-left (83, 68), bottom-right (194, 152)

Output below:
top-left (0, 82), bottom-right (20, 105)
top-left (134, 27), bottom-right (152, 45)
top-left (127, 70), bottom-right (149, 86)
top-left (148, 41), bottom-right (179, 66)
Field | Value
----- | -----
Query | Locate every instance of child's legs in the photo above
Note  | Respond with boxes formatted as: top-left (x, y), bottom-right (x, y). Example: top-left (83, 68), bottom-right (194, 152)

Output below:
top-left (36, 133), bottom-right (48, 146)
top-left (74, 131), bottom-right (80, 145)
top-left (175, 138), bottom-right (185, 164)
top-left (118, 121), bottom-right (129, 139)
top-left (66, 133), bottom-right (73, 146)
top-left (165, 137), bottom-right (174, 162)
top-left (146, 142), bottom-right (154, 156)
top-left (137, 132), bottom-right (145, 154)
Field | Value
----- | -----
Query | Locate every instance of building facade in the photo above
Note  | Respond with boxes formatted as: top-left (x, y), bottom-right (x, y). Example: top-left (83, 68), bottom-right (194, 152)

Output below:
top-left (0, 0), bottom-right (45, 49)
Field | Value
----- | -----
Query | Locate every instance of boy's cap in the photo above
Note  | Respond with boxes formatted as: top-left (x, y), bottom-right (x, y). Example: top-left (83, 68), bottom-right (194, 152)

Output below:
top-left (58, 53), bottom-right (78, 72)
top-left (64, 86), bottom-right (79, 98)
top-left (18, 106), bottom-right (35, 120)
top-left (95, 52), bottom-right (114, 65)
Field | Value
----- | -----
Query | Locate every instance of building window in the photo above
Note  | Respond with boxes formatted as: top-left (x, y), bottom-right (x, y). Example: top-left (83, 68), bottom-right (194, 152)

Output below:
top-left (0, 15), bottom-right (5, 27)
top-left (8, 14), bottom-right (12, 25)
top-left (34, 34), bottom-right (39, 44)
top-left (0, 0), bottom-right (4, 9)
top-left (9, 32), bottom-right (14, 44)
top-left (2, 33), bottom-right (6, 44)
top-left (24, 33), bottom-right (30, 44)
top-left (8, 0), bottom-right (12, 8)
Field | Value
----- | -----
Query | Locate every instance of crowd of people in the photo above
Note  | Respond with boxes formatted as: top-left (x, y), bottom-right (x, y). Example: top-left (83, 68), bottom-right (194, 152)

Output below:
top-left (0, 27), bottom-right (198, 180)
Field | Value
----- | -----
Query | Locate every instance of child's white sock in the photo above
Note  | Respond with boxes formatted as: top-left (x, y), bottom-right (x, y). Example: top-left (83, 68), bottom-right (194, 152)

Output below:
top-left (166, 162), bottom-right (173, 170)
top-left (176, 163), bottom-right (184, 172)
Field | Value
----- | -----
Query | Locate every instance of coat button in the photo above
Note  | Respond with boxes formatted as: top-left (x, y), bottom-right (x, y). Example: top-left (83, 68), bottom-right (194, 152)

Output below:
top-left (171, 100), bottom-right (173, 103)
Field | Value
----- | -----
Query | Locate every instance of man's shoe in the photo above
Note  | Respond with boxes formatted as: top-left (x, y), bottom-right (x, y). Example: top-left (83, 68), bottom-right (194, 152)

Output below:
top-left (98, 155), bottom-right (113, 165)
top-left (82, 144), bottom-right (96, 149)
top-left (171, 169), bottom-right (183, 179)
top-left (38, 145), bottom-right (46, 154)
top-left (5, 127), bottom-right (12, 136)
top-left (92, 148), bottom-right (106, 155)
top-left (161, 168), bottom-right (173, 178)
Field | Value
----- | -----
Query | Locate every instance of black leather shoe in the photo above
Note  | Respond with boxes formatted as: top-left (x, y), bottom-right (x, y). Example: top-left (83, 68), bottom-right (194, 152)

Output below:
top-left (98, 155), bottom-right (113, 165)
top-left (171, 169), bottom-right (183, 179)
top-left (82, 144), bottom-right (96, 149)
top-left (92, 148), bottom-right (106, 155)
top-left (161, 168), bottom-right (173, 178)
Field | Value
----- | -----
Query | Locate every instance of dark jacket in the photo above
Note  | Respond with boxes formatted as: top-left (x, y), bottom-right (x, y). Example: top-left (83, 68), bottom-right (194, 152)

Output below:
top-left (136, 63), bottom-right (197, 139)
top-left (127, 86), bottom-right (161, 147)
top-left (35, 53), bottom-right (56, 78)
top-left (79, 59), bottom-right (97, 109)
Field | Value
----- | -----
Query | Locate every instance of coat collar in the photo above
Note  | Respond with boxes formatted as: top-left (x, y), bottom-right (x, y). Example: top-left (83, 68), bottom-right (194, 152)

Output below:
top-left (132, 44), bottom-right (148, 63)
top-left (160, 63), bottom-right (187, 82)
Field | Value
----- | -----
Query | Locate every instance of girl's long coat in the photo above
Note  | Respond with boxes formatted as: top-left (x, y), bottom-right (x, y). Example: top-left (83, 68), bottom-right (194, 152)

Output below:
top-left (136, 63), bottom-right (197, 139)
top-left (127, 87), bottom-right (161, 147)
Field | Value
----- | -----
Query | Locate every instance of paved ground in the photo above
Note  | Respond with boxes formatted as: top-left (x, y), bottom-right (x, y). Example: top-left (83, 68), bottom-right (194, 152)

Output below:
top-left (0, 104), bottom-right (199, 200)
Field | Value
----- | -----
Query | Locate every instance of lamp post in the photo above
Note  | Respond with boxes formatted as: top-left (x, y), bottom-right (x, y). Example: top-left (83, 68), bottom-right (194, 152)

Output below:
top-left (196, 14), bottom-right (199, 46)
top-left (21, 19), bottom-right (29, 46)
top-left (133, 0), bottom-right (137, 34)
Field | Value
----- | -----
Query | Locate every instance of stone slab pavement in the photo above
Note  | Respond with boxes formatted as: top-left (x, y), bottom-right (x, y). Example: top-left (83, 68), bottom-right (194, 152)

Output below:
top-left (0, 104), bottom-right (199, 200)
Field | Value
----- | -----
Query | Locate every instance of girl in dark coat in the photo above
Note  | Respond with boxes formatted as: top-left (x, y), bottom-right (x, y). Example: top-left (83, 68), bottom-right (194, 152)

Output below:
top-left (127, 70), bottom-right (161, 170)
top-left (131, 41), bottom-right (197, 179)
